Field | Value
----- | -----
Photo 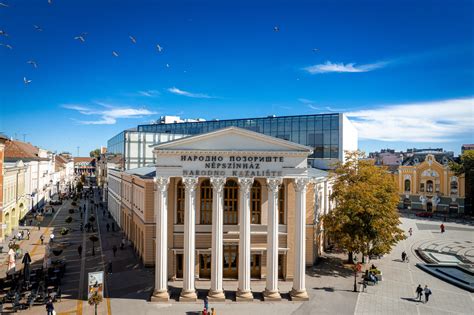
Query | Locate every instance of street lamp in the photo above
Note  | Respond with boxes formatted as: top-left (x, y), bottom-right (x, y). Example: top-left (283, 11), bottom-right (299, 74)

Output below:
top-left (353, 257), bottom-right (360, 292)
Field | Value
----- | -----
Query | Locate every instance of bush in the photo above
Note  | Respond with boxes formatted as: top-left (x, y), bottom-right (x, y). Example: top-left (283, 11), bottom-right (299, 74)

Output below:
top-left (60, 227), bottom-right (70, 235)
top-left (69, 209), bottom-right (75, 214)
top-left (65, 216), bottom-right (73, 224)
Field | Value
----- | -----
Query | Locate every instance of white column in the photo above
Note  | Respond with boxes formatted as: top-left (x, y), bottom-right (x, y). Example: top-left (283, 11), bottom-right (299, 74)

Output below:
top-left (264, 177), bottom-right (282, 301)
top-left (208, 177), bottom-right (226, 301)
top-left (180, 176), bottom-right (198, 301)
top-left (237, 177), bottom-right (254, 301)
top-left (152, 176), bottom-right (170, 301)
top-left (291, 178), bottom-right (310, 300)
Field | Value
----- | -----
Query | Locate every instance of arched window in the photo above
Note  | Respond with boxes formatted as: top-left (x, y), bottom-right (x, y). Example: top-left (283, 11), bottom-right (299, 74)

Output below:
top-left (251, 181), bottom-right (262, 224)
top-left (426, 180), bottom-right (434, 193)
top-left (278, 185), bottom-right (285, 224)
top-left (176, 180), bottom-right (185, 224)
top-left (404, 179), bottom-right (411, 192)
top-left (224, 180), bottom-right (238, 225)
top-left (200, 179), bottom-right (213, 224)
top-left (450, 180), bottom-right (458, 194)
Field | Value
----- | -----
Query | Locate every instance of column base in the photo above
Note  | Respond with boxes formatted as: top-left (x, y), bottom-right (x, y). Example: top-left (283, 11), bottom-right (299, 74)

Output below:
top-left (207, 289), bottom-right (225, 302)
top-left (236, 289), bottom-right (253, 302)
top-left (263, 289), bottom-right (281, 301)
top-left (151, 290), bottom-right (169, 302)
top-left (179, 289), bottom-right (197, 302)
top-left (290, 288), bottom-right (309, 301)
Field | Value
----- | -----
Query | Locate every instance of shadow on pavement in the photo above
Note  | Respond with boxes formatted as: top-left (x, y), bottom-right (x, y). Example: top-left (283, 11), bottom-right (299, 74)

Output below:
top-left (400, 297), bottom-right (422, 303)
top-left (306, 255), bottom-right (353, 279)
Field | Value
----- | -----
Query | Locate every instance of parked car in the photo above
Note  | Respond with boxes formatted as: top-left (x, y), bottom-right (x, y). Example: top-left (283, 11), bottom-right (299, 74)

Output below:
top-left (50, 199), bottom-right (62, 205)
top-left (415, 211), bottom-right (433, 218)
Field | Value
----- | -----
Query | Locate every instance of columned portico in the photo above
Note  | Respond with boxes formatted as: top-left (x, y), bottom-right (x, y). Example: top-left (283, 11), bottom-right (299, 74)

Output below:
top-left (152, 176), bottom-right (170, 301)
top-left (291, 178), bottom-right (310, 301)
top-left (237, 177), bottom-right (254, 301)
top-left (208, 177), bottom-right (226, 301)
top-left (180, 176), bottom-right (199, 301)
top-left (264, 177), bottom-right (282, 301)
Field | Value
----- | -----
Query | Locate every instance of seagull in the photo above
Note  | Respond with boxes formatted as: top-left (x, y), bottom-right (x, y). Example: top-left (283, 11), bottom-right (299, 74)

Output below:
top-left (23, 77), bottom-right (32, 84)
top-left (74, 33), bottom-right (87, 42)
top-left (48, 0), bottom-right (52, 4)
top-left (0, 30), bottom-right (8, 36)
top-left (112, 51), bottom-right (119, 57)
top-left (165, 63), bottom-right (170, 68)
top-left (312, 48), bottom-right (319, 53)
top-left (27, 60), bottom-right (38, 68)
top-left (0, 2), bottom-right (9, 8)
top-left (0, 43), bottom-right (12, 49)
top-left (34, 25), bottom-right (43, 31)
top-left (156, 44), bottom-right (163, 52)
top-left (129, 35), bottom-right (136, 44)
top-left (273, 26), bottom-right (280, 32)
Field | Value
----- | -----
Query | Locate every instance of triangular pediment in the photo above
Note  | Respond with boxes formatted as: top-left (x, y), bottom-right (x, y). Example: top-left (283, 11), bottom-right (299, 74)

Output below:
top-left (152, 127), bottom-right (312, 153)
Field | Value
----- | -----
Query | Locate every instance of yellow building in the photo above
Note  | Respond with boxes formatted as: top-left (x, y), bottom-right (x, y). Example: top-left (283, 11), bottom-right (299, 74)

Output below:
top-left (1, 160), bottom-right (27, 239)
top-left (396, 152), bottom-right (465, 213)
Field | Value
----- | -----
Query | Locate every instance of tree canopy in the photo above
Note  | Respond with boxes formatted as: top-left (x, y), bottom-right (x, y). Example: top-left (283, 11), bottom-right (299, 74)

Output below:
top-left (90, 148), bottom-right (101, 158)
top-left (450, 150), bottom-right (474, 215)
top-left (323, 151), bottom-right (405, 263)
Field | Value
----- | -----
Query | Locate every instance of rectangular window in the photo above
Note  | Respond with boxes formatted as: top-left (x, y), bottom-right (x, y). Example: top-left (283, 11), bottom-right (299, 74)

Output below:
top-left (420, 183), bottom-right (425, 192)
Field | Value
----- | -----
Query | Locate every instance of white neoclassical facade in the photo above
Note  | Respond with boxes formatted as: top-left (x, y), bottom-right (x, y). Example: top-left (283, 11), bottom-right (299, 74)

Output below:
top-left (150, 127), bottom-right (332, 303)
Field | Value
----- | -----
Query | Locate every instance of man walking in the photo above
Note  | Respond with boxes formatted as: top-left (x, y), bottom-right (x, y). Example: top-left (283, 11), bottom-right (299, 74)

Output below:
top-left (78, 245), bottom-right (83, 257)
top-left (416, 284), bottom-right (423, 301)
top-left (107, 261), bottom-right (113, 274)
top-left (401, 251), bottom-right (407, 262)
top-left (106, 223), bottom-right (110, 232)
top-left (440, 224), bottom-right (445, 233)
top-left (40, 235), bottom-right (44, 245)
top-left (112, 245), bottom-right (117, 257)
top-left (424, 285), bottom-right (432, 303)
top-left (45, 297), bottom-right (54, 315)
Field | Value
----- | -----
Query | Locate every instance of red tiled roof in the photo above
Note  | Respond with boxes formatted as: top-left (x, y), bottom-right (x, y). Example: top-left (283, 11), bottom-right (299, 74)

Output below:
top-left (4, 140), bottom-right (46, 161)
top-left (74, 157), bottom-right (95, 163)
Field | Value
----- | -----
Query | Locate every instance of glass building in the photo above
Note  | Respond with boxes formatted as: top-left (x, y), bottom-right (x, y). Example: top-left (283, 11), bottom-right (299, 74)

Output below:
top-left (108, 113), bottom-right (358, 170)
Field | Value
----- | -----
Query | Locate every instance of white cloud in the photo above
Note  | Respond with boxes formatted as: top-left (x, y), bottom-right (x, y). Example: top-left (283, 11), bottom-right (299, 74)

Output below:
top-left (346, 98), bottom-right (474, 142)
top-left (304, 61), bottom-right (388, 74)
top-left (167, 87), bottom-right (214, 98)
top-left (138, 90), bottom-right (160, 97)
top-left (63, 103), bottom-right (157, 125)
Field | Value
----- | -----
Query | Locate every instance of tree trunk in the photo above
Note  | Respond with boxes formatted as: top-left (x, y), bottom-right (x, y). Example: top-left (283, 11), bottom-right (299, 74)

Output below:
top-left (348, 251), bottom-right (354, 264)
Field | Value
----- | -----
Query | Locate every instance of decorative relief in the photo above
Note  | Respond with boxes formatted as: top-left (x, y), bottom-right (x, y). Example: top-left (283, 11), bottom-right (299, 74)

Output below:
top-left (182, 176), bottom-right (199, 192)
top-left (294, 177), bottom-right (310, 192)
top-left (238, 177), bottom-right (254, 192)
top-left (266, 177), bottom-right (282, 193)
top-left (210, 177), bottom-right (226, 193)
top-left (154, 177), bottom-right (170, 192)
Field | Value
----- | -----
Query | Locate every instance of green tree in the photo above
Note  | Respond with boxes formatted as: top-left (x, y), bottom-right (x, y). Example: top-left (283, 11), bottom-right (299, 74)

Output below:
top-left (450, 150), bottom-right (474, 215)
top-left (90, 148), bottom-right (101, 158)
top-left (323, 151), bottom-right (406, 263)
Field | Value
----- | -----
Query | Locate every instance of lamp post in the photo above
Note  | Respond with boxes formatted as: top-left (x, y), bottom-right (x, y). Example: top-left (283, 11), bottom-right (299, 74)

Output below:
top-left (353, 257), bottom-right (360, 292)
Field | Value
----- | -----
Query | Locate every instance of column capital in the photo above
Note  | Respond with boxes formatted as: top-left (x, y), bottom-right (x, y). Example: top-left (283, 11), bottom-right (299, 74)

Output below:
top-left (182, 176), bottom-right (199, 192)
top-left (154, 176), bottom-right (170, 192)
top-left (294, 177), bottom-right (310, 192)
top-left (238, 177), bottom-right (254, 192)
top-left (267, 177), bottom-right (282, 193)
top-left (210, 177), bottom-right (226, 193)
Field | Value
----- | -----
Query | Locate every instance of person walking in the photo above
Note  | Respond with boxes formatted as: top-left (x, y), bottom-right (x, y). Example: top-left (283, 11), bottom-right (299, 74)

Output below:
top-left (204, 297), bottom-right (209, 312)
top-left (111, 222), bottom-right (115, 232)
top-left (78, 245), bottom-right (83, 257)
top-left (211, 307), bottom-right (216, 315)
top-left (401, 251), bottom-right (407, 262)
top-left (37, 221), bottom-right (41, 231)
top-left (440, 224), bottom-right (445, 233)
top-left (107, 261), bottom-right (113, 274)
top-left (27, 230), bottom-right (30, 240)
top-left (121, 237), bottom-right (126, 250)
top-left (40, 235), bottom-right (44, 245)
top-left (408, 228), bottom-right (413, 236)
top-left (112, 245), bottom-right (117, 257)
top-left (49, 233), bottom-right (55, 244)
top-left (106, 223), bottom-right (110, 232)
top-left (416, 284), bottom-right (423, 301)
top-left (424, 285), bottom-right (432, 303)
top-left (45, 297), bottom-right (54, 315)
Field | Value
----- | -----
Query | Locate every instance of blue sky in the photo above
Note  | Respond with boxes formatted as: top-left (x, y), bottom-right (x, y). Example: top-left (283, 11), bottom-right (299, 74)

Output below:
top-left (0, 0), bottom-right (473, 156)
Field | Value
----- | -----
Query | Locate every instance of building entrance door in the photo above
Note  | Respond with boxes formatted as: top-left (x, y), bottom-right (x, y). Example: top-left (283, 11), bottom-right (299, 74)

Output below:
top-left (199, 253), bottom-right (211, 279)
top-left (223, 245), bottom-right (238, 279)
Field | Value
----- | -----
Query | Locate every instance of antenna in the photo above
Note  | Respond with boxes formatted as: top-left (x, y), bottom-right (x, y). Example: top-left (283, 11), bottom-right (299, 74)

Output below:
top-left (22, 133), bottom-right (28, 142)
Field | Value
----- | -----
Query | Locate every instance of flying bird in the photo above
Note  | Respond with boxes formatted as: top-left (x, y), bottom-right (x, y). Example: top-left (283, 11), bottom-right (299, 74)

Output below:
top-left (156, 44), bottom-right (163, 52)
top-left (165, 63), bottom-right (170, 68)
top-left (27, 60), bottom-right (38, 68)
top-left (48, 0), bottom-right (52, 4)
top-left (273, 26), bottom-right (280, 32)
top-left (312, 48), bottom-right (319, 52)
top-left (23, 77), bottom-right (32, 84)
top-left (74, 33), bottom-right (87, 42)
top-left (129, 35), bottom-right (136, 44)
top-left (0, 30), bottom-right (8, 36)
top-left (112, 51), bottom-right (119, 57)
top-left (34, 25), bottom-right (43, 31)
top-left (0, 2), bottom-right (9, 7)
top-left (0, 43), bottom-right (12, 49)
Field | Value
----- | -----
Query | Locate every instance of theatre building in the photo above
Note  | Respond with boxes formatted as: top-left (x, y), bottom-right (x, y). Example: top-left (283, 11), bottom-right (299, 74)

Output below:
top-left (108, 127), bottom-right (334, 302)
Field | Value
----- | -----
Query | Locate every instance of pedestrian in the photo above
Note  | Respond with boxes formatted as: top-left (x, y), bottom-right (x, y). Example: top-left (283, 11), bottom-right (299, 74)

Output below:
top-left (424, 285), bottom-right (432, 303)
top-left (107, 261), bottom-right (113, 274)
top-left (416, 284), bottom-right (423, 301)
top-left (27, 230), bottom-right (30, 240)
top-left (408, 228), bottom-right (413, 236)
top-left (103, 209), bottom-right (106, 217)
top-left (80, 222), bottom-right (84, 232)
top-left (80, 211), bottom-right (83, 219)
top-left (211, 307), bottom-right (216, 315)
top-left (78, 245), bottom-right (82, 257)
top-left (106, 223), bottom-right (110, 232)
top-left (40, 235), bottom-right (44, 245)
top-left (49, 233), bottom-right (55, 244)
top-left (37, 221), bottom-right (41, 231)
top-left (112, 245), bottom-right (117, 257)
top-left (121, 237), bottom-right (126, 250)
top-left (29, 219), bottom-right (33, 226)
top-left (45, 297), bottom-right (54, 315)
top-left (204, 297), bottom-right (209, 312)
top-left (401, 251), bottom-right (407, 262)
top-left (440, 224), bottom-right (445, 233)
top-left (203, 308), bottom-right (208, 315)
top-left (111, 222), bottom-right (115, 232)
